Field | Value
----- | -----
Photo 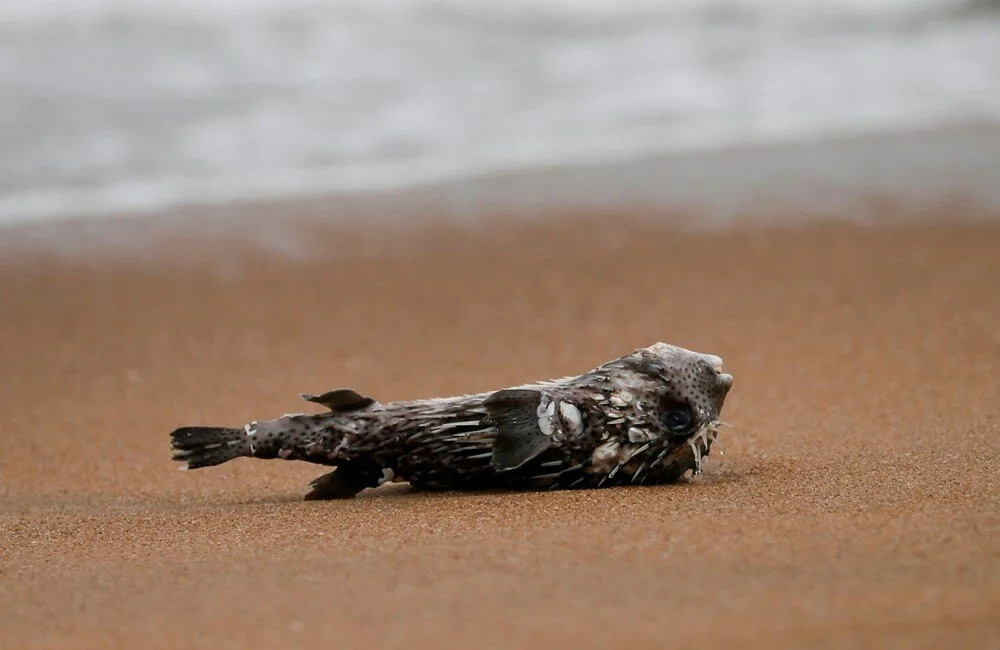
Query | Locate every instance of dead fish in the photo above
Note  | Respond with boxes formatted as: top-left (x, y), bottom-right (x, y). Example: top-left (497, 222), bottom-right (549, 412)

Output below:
top-left (169, 342), bottom-right (733, 499)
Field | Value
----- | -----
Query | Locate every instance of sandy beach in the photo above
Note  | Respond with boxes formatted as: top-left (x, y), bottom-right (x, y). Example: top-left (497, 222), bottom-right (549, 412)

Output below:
top-left (1, 191), bottom-right (998, 648)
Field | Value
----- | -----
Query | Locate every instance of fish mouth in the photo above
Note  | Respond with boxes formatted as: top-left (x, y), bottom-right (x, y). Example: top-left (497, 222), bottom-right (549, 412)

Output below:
top-left (697, 357), bottom-right (730, 472)
top-left (702, 355), bottom-right (733, 390)
top-left (699, 353), bottom-right (724, 372)
top-left (696, 352), bottom-right (733, 392)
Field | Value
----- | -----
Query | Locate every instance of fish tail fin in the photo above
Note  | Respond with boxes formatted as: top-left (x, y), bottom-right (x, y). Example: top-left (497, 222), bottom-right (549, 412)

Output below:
top-left (170, 426), bottom-right (249, 470)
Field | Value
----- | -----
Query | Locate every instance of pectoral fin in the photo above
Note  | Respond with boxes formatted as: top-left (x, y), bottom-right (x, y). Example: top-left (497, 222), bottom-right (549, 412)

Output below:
top-left (304, 461), bottom-right (383, 500)
top-left (484, 389), bottom-right (552, 471)
top-left (300, 389), bottom-right (376, 412)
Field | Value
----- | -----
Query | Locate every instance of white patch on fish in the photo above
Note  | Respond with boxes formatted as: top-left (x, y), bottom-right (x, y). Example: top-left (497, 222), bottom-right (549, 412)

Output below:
top-left (589, 440), bottom-right (623, 473)
top-left (558, 401), bottom-right (583, 436)
top-left (609, 395), bottom-right (629, 408)
top-left (537, 398), bottom-right (556, 436)
top-left (627, 427), bottom-right (656, 443)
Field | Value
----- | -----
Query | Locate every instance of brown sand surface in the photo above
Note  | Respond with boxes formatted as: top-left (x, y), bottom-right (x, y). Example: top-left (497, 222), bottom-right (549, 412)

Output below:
top-left (1, 213), bottom-right (998, 649)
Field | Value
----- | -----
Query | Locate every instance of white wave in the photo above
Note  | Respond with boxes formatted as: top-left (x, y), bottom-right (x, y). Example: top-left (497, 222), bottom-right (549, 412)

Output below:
top-left (1, 0), bottom-right (999, 224)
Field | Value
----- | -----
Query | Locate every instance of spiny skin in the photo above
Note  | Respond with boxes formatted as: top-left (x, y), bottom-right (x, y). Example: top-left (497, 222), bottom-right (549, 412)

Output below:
top-left (170, 343), bottom-right (733, 499)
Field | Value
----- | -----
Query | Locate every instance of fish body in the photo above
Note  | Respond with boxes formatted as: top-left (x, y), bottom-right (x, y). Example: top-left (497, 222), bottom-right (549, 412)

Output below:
top-left (170, 343), bottom-right (733, 499)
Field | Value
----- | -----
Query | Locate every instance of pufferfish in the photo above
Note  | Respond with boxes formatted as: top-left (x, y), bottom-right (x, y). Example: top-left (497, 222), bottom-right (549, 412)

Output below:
top-left (170, 343), bottom-right (733, 499)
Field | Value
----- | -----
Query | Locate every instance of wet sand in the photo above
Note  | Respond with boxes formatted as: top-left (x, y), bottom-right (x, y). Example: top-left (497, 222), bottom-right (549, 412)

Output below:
top-left (1, 211), bottom-right (999, 648)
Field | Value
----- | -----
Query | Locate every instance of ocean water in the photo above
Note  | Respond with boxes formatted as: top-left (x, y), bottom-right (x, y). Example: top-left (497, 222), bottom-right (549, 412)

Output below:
top-left (2, 0), bottom-right (999, 225)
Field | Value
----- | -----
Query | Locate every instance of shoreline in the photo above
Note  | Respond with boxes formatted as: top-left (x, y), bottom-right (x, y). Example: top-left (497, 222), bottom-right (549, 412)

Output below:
top-left (2, 123), bottom-right (999, 257)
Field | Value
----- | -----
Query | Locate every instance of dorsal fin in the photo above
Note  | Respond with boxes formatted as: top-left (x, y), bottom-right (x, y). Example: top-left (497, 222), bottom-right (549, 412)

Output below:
top-left (484, 388), bottom-right (552, 471)
top-left (300, 389), bottom-right (376, 412)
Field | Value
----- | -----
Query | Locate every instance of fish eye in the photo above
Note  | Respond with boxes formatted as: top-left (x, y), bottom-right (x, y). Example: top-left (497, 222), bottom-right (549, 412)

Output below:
top-left (662, 408), bottom-right (693, 433)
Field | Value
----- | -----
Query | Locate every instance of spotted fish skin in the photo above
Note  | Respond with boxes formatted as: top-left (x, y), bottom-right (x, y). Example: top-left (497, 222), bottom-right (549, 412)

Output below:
top-left (169, 343), bottom-right (733, 499)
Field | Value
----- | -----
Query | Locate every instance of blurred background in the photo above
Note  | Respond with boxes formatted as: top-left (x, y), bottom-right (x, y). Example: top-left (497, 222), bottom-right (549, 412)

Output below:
top-left (2, 0), bottom-right (999, 226)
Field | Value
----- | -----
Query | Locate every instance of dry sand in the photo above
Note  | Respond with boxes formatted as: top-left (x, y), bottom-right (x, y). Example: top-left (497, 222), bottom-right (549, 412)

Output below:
top-left (1, 209), bottom-right (998, 649)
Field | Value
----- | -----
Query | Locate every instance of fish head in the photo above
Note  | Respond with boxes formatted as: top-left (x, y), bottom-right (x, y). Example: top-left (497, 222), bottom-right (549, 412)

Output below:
top-left (630, 342), bottom-right (733, 435)
top-left (582, 342), bottom-right (734, 481)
